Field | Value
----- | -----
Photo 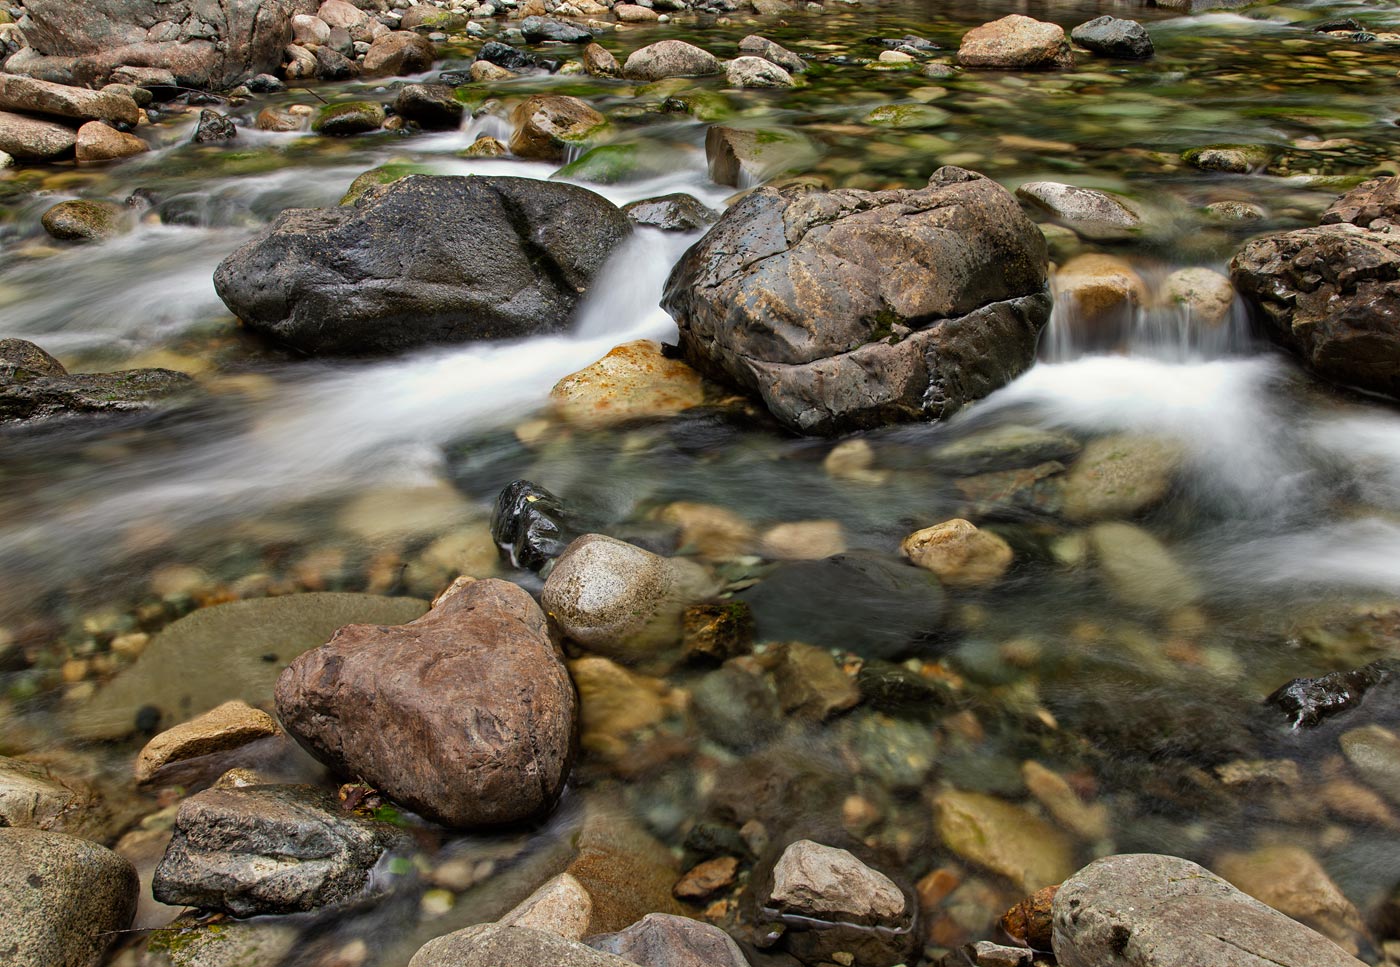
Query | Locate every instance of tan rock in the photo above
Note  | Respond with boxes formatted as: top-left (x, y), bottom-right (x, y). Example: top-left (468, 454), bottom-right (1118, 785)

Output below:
top-left (1054, 254), bottom-right (1148, 338)
top-left (769, 840), bottom-right (905, 921)
top-left (565, 809), bottom-right (684, 932)
top-left (614, 3), bottom-right (659, 22)
top-left (1214, 846), bottom-right (1366, 955)
top-left (0, 73), bottom-right (140, 125)
top-left (499, 872), bottom-right (594, 940)
top-left (1161, 266), bottom-right (1235, 328)
top-left (674, 856), bottom-right (739, 900)
top-left (1021, 760), bottom-right (1109, 841)
top-left (255, 107), bottom-right (306, 132)
top-left (958, 15), bottom-right (1071, 70)
top-left (901, 518), bottom-right (1013, 588)
top-left (550, 339), bottom-right (704, 428)
top-left (75, 121), bottom-right (148, 163)
top-left (933, 790), bottom-right (1075, 891)
top-left (583, 42), bottom-right (621, 77)
top-left (761, 520), bottom-right (846, 560)
top-left (570, 656), bottom-right (671, 760)
top-left (470, 60), bottom-right (516, 82)
top-left (659, 501), bottom-right (755, 559)
top-left (135, 700), bottom-right (279, 785)
top-left (1061, 433), bottom-right (1181, 521)
top-left (509, 94), bottom-right (605, 162)
top-left (824, 438), bottom-right (890, 485)
top-left (773, 642), bottom-right (860, 720)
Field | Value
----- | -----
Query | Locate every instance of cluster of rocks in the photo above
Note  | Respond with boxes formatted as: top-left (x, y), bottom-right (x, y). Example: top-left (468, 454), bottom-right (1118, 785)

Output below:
top-left (0, 71), bottom-right (148, 165)
top-left (282, 1), bottom-right (435, 83)
top-left (955, 14), bottom-right (1153, 71)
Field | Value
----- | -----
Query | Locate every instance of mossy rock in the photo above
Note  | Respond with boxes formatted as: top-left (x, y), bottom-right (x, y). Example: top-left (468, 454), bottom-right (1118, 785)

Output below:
top-left (340, 163), bottom-right (431, 205)
top-left (313, 101), bottom-right (387, 137)
top-left (40, 200), bottom-right (124, 243)
top-left (1181, 143), bottom-right (1276, 173)
top-left (864, 103), bottom-right (951, 129)
top-left (554, 142), bottom-right (691, 184)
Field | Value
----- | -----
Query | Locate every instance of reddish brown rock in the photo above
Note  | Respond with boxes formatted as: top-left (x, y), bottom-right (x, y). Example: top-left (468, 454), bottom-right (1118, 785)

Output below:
top-left (274, 577), bottom-right (577, 829)
top-left (509, 94), bottom-right (605, 162)
top-left (1001, 885), bottom-right (1059, 950)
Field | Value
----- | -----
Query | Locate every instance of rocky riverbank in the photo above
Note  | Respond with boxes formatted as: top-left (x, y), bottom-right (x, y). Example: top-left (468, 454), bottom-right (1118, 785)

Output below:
top-left (4, 0), bottom-right (1400, 965)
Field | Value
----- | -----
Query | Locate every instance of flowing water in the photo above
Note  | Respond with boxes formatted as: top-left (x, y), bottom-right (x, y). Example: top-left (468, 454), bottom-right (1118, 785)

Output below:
top-left (5, 0), bottom-right (1400, 963)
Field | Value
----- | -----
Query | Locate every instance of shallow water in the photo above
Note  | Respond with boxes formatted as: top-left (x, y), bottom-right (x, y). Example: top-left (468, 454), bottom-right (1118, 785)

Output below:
top-left (5, 0), bottom-right (1400, 963)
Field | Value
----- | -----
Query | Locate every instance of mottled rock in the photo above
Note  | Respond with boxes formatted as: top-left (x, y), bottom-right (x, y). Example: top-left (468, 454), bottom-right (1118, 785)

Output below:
top-left (0, 755), bottom-right (109, 839)
top-left (510, 94), bottom-right (604, 161)
top-left (623, 40), bottom-right (722, 81)
top-left (521, 17), bottom-right (593, 43)
top-left (934, 425), bottom-right (1081, 475)
top-left (1341, 724), bottom-right (1400, 805)
top-left (1161, 268), bottom-right (1234, 327)
top-left (0, 827), bottom-right (138, 967)
top-left (1231, 176), bottom-right (1400, 400)
top-left (363, 31), bottom-right (436, 76)
top-left (958, 16), bottom-right (1071, 70)
top-left (541, 534), bottom-right (717, 662)
top-left (0, 72), bottom-right (139, 125)
top-left (1017, 182), bottom-right (1141, 241)
top-left (583, 43), bottom-right (621, 77)
top-left (673, 856), bottom-right (740, 900)
top-left (1002, 885), bottom-right (1059, 949)
top-left (588, 913), bottom-right (751, 967)
top-left (0, 109), bottom-right (75, 161)
top-left (901, 519), bottom-right (1013, 588)
top-left (276, 578), bottom-right (576, 828)
top-left (1061, 434), bottom-right (1180, 521)
top-left (152, 783), bottom-right (412, 916)
top-left (312, 100), bottom-right (385, 136)
top-left (726, 55), bottom-right (794, 88)
top-left (135, 700), bottom-right (280, 786)
top-left (738, 34), bottom-right (804, 72)
top-left (703, 125), bottom-right (817, 189)
top-left (75, 120), bottom-right (148, 162)
top-left (773, 642), bottom-right (861, 720)
top-left (193, 108), bottom-right (236, 142)
top-left (614, 4), bottom-right (660, 23)
top-left (1184, 143), bottom-right (1273, 173)
top-left (1, 364), bottom-right (193, 425)
top-left (550, 340), bottom-right (705, 428)
top-left (623, 194), bottom-right (719, 232)
top-left (1051, 853), bottom-right (1365, 967)
top-left (662, 166), bottom-right (1050, 433)
top-left (41, 199), bottom-right (124, 242)
top-left (411, 924), bottom-right (638, 967)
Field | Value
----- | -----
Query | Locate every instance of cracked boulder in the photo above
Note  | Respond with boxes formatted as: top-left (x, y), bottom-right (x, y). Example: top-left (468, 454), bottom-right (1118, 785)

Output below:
top-left (275, 578), bottom-right (577, 829)
top-left (9, 0), bottom-right (316, 89)
top-left (1231, 175), bottom-right (1400, 400)
top-left (661, 166), bottom-right (1051, 433)
top-left (1051, 853), bottom-right (1365, 967)
top-left (214, 174), bottom-right (630, 356)
top-left (152, 783), bottom-right (413, 916)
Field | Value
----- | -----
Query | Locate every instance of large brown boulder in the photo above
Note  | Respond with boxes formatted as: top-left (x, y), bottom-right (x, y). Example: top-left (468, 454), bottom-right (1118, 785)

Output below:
top-left (11, 0), bottom-right (317, 89)
top-left (274, 578), bottom-right (578, 829)
top-left (213, 174), bottom-right (631, 356)
top-left (1231, 176), bottom-right (1400, 399)
top-left (0, 73), bottom-right (140, 125)
top-left (660, 166), bottom-right (1051, 433)
top-left (509, 94), bottom-right (604, 161)
top-left (0, 109), bottom-right (76, 161)
top-left (958, 15), bottom-right (1072, 70)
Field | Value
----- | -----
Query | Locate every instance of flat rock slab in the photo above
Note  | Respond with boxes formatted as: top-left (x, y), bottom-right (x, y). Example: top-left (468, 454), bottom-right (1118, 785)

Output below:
top-left (63, 593), bottom-right (428, 740)
top-left (1052, 853), bottom-right (1365, 967)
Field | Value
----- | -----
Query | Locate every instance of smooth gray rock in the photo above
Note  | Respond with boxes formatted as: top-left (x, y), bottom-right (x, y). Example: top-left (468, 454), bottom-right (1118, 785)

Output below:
top-left (214, 175), bottom-right (631, 356)
top-left (662, 166), bottom-right (1050, 433)
top-left (586, 913), bottom-right (751, 967)
top-left (725, 56), bottom-right (793, 88)
top-left (622, 40), bottom-right (721, 80)
top-left (1051, 854), bottom-right (1365, 967)
top-left (622, 194), bottom-right (719, 232)
top-left (411, 924), bottom-right (639, 967)
top-left (737, 35), bottom-right (804, 72)
top-left (0, 827), bottom-right (139, 967)
top-left (152, 784), bottom-right (412, 916)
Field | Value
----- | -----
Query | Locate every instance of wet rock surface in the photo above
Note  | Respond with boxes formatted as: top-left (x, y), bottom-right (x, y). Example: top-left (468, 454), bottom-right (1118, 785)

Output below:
top-left (1232, 176), bottom-right (1400, 400)
top-left (0, 339), bottom-right (194, 426)
top-left (491, 479), bottom-right (572, 572)
top-left (662, 166), bottom-right (1050, 433)
top-left (215, 175), bottom-right (631, 356)
top-left (276, 578), bottom-right (577, 828)
top-left (152, 783), bottom-right (412, 916)
top-left (1071, 17), bottom-right (1154, 59)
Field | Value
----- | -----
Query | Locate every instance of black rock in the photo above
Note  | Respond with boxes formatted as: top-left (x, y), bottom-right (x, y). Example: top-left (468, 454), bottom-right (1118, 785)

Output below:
top-left (1070, 16), bottom-right (1154, 59)
top-left (856, 659), bottom-right (956, 716)
top-left (691, 664), bottom-right (782, 752)
top-left (477, 40), bottom-right (560, 72)
top-left (213, 175), bottom-right (631, 356)
top-left (193, 109), bottom-right (236, 143)
top-left (393, 83), bottom-right (464, 130)
top-left (247, 73), bottom-right (285, 93)
top-left (437, 70), bottom-right (472, 86)
top-left (490, 479), bottom-right (571, 571)
top-left (1312, 17), bottom-right (1362, 32)
top-left (623, 193), bottom-right (719, 232)
top-left (520, 16), bottom-right (594, 44)
top-left (315, 45), bottom-right (360, 81)
top-left (1266, 659), bottom-right (1400, 729)
top-left (872, 35), bottom-right (940, 51)
top-left (740, 553), bottom-right (946, 661)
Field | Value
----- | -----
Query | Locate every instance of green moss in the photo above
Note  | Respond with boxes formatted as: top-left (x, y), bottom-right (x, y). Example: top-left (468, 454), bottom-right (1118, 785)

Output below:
top-left (340, 163), bottom-right (429, 205)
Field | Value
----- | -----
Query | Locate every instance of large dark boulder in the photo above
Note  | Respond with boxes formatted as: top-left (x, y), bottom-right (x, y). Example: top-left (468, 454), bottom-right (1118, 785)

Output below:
top-left (1231, 176), bottom-right (1400, 400)
top-left (10, 0), bottom-right (316, 89)
top-left (661, 166), bottom-right (1051, 434)
top-left (214, 175), bottom-right (631, 356)
top-left (275, 578), bottom-right (578, 829)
